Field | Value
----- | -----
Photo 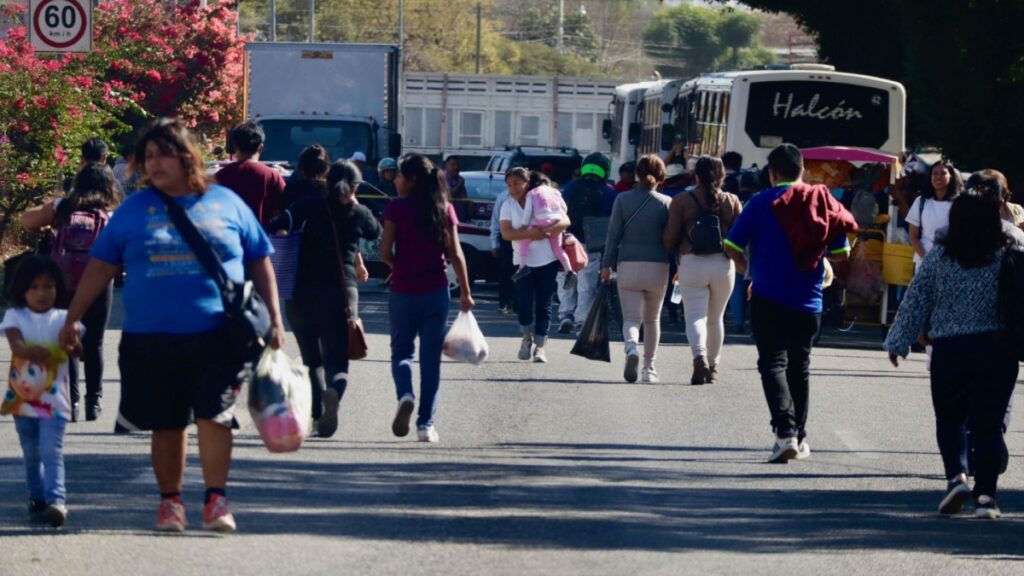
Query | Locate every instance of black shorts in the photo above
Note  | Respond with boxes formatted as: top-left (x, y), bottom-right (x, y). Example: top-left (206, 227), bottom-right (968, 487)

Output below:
top-left (116, 327), bottom-right (244, 431)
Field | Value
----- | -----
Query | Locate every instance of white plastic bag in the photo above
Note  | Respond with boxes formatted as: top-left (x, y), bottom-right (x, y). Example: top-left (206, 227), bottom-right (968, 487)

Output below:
top-left (443, 311), bottom-right (489, 364)
top-left (247, 348), bottom-right (311, 453)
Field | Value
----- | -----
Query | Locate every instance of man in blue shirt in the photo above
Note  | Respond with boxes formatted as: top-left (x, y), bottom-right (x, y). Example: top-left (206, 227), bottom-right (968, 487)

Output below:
top-left (725, 144), bottom-right (852, 464)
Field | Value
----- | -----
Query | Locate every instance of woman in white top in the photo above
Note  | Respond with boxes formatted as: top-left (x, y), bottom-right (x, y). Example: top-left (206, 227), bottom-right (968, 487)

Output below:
top-left (906, 160), bottom-right (962, 267)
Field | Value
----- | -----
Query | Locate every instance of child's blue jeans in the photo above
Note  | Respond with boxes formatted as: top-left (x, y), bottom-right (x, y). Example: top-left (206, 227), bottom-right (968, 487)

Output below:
top-left (14, 416), bottom-right (67, 505)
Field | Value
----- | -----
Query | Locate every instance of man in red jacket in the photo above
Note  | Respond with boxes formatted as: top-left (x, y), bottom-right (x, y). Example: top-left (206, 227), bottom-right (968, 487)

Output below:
top-left (724, 144), bottom-right (854, 464)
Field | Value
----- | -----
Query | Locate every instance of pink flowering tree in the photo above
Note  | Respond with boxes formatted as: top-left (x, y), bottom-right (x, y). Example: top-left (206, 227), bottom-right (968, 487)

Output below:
top-left (0, 1), bottom-right (246, 243)
top-left (0, 4), bottom-right (127, 243)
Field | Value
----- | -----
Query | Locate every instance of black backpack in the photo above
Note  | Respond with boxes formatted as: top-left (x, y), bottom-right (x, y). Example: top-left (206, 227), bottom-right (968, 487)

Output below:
top-left (999, 248), bottom-right (1024, 362)
top-left (688, 190), bottom-right (724, 255)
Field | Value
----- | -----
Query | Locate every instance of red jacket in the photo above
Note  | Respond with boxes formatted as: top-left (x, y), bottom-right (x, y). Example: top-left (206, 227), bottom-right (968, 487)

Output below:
top-left (771, 182), bottom-right (858, 271)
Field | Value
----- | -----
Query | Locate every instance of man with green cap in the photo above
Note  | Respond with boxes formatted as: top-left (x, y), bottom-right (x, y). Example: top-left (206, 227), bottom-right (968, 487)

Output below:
top-left (557, 152), bottom-right (617, 333)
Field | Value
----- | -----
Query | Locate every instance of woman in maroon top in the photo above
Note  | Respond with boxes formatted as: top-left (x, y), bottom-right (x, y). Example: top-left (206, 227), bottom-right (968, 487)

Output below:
top-left (380, 154), bottom-right (473, 443)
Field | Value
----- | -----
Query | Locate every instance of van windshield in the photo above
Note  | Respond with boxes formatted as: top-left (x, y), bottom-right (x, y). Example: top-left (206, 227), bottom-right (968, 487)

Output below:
top-left (258, 119), bottom-right (372, 165)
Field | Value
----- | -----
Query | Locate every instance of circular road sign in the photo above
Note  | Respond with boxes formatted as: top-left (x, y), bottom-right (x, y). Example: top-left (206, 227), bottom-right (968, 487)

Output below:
top-left (30, 0), bottom-right (91, 53)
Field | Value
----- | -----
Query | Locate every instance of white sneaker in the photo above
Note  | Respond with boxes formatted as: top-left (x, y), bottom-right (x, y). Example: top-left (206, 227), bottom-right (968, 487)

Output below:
top-left (795, 439), bottom-right (811, 460)
top-left (391, 395), bottom-right (415, 437)
top-left (624, 349), bottom-right (639, 383)
top-left (768, 436), bottom-right (799, 464)
top-left (417, 426), bottom-right (440, 443)
top-left (533, 347), bottom-right (547, 363)
top-left (641, 368), bottom-right (659, 383)
top-left (518, 337), bottom-right (533, 360)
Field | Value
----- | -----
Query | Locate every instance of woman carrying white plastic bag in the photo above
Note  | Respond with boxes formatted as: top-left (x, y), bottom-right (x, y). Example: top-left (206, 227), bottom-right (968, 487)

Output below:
top-left (443, 311), bottom-right (489, 365)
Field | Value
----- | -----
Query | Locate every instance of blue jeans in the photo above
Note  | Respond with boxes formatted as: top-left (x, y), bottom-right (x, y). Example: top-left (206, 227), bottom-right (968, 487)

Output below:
top-left (516, 260), bottom-right (560, 344)
top-left (14, 416), bottom-right (67, 504)
top-left (389, 288), bottom-right (450, 429)
top-left (729, 272), bottom-right (748, 329)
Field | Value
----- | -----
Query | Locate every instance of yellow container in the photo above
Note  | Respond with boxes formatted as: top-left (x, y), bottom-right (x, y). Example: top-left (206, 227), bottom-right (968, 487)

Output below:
top-left (883, 243), bottom-right (915, 286)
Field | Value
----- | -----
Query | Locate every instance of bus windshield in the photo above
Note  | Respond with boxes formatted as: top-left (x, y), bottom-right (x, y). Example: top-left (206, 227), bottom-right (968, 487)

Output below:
top-left (744, 80), bottom-right (891, 150)
top-left (258, 119), bottom-right (373, 165)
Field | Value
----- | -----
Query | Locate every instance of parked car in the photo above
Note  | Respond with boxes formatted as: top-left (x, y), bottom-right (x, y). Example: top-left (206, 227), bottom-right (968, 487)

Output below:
top-left (484, 146), bottom-right (583, 188)
top-left (459, 170), bottom-right (507, 227)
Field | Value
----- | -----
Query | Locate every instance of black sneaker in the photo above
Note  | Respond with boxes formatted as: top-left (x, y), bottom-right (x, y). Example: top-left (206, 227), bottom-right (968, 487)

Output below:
top-left (318, 389), bottom-right (340, 438)
top-left (27, 499), bottom-right (46, 523)
top-left (85, 402), bottom-right (101, 422)
top-left (43, 503), bottom-right (67, 528)
top-left (938, 477), bottom-right (971, 515)
top-left (975, 495), bottom-right (1001, 519)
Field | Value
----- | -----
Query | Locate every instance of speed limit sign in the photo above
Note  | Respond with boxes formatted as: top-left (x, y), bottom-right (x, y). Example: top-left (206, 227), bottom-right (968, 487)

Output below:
top-left (29, 0), bottom-right (92, 53)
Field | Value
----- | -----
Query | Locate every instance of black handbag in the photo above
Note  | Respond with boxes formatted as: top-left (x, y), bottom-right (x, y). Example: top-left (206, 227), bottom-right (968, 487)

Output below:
top-left (157, 192), bottom-right (272, 362)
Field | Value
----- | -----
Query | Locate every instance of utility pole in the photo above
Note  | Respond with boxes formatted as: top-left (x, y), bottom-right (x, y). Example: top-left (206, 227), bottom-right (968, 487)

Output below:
top-left (309, 0), bottom-right (315, 43)
top-left (269, 0), bottom-right (277, 41)
top-left (475, 3), bottom-right (482, 74)
top-left (398, 0), bottom-right (405, 56)
top-left (556, 0), bottom-right (564, 51)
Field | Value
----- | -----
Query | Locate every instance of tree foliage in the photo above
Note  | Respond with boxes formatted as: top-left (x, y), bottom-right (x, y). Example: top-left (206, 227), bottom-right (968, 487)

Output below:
top-left (738, 0), bottom-right (1024, 187)
top-left (642, 4), bottom-right (774, 78)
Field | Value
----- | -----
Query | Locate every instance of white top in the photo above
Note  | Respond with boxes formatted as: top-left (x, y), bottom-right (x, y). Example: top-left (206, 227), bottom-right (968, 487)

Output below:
top-left (906, 197), bottom-right (953, 265)
top-left (500, 198), bottom-right (558, 268)
top-left (0, 308), bottom-right (82, 420)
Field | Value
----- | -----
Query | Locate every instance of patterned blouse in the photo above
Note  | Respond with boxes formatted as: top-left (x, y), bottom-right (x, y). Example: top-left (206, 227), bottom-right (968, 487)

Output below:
top-left (884, 245), bottom-right (1005, 357)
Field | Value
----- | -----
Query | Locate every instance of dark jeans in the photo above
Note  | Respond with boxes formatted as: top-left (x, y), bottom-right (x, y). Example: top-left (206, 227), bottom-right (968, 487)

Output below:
top-left (931, 333), bottom-right (1018, 497)
top-left (69, 283), bottom-right (113, 406)
top-left (285, 285), bottom-right (358, 420)
top-left (515, 260), bottom-right (560, 343)
top-left (498, 240), bottom-right (515, 309)
top-left (728, 272), bottom-right (749, 329)
top-left (750, 295), bottom-right (821, 440)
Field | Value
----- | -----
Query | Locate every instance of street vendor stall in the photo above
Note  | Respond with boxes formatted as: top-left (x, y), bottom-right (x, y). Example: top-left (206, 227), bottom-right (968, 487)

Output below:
top-left (799, 147), bottom-right (913, 328)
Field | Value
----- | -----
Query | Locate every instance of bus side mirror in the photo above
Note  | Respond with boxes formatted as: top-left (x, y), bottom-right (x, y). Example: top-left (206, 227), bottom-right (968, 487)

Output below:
top-left (660, 125), bottom-right (677, 151)
top-left (601, 118), bottom-right (613, 141)
top-left (627, 122), bottom-right (641, 145)
top-left (388, 133), bottom-right (402, 158)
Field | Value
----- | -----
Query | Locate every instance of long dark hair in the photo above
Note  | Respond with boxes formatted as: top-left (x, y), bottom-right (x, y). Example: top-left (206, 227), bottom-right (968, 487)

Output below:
top-left (55, 163), bottom-right (121, 226)
top-left (399, 154), bottom-right (450, 247)
top-left (695, 155), bottom-right (725, 211)
top-left (527, 170), bottom-right (550, 190)
top-left (939, 193), bottom-right (1007, 268)
top-left (6, 255), bottom-right (68, 308)
top-left (298, 144), bottom-right (331, 181)
top-left (923, 160), bottom-right (962, 201)
top-left (326, 159), bottom-right (362, 217)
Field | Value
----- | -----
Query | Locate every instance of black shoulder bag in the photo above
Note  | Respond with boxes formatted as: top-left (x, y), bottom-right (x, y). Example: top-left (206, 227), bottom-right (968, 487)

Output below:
top-left (157, 192), bottom-right (273, 362)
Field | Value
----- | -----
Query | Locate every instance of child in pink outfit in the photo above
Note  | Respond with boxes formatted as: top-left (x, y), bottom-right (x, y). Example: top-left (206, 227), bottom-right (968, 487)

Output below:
top-left (512, 185), bottom-right (576, 288)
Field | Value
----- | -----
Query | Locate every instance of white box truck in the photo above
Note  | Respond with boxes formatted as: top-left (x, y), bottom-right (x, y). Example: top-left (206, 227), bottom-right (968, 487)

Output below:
top-left (243, 42), bottom-right (402, 168)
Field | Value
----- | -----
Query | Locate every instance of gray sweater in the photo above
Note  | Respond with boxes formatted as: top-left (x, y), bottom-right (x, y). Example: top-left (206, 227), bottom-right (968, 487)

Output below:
top-left (603, 187), bottom-right (672, 270)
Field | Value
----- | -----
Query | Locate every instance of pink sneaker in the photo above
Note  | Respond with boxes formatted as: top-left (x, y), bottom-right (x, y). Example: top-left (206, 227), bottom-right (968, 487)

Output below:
top-left (155, 498), bottom-right (186, 532)
top-left (202, 494), bottom-right (237, 533)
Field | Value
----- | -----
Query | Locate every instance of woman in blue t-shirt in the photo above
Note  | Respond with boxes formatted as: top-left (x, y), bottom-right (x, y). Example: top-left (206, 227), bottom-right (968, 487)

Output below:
top-left (59, 118), bottom-right (284, 534)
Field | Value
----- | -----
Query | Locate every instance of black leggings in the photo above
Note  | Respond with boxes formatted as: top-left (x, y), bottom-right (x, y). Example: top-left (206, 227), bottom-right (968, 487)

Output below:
top-left (69, 283), bottom-right (113, 405)
top-left (285, 285), bottom-right (357, 419)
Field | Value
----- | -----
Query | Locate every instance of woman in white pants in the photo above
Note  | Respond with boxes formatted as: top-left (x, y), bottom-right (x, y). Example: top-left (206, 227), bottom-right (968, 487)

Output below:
top-left (601, 155), bottom-right (672, 383)
top-left (664, 156), bottom-right (743, 385)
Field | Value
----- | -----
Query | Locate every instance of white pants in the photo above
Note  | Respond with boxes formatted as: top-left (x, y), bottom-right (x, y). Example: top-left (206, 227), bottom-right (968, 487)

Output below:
top-left (617, 261), bottom-right (670, 368)
top-left (557, 253), bottom-right (601, 325)
top-left (679, 253), bottom-right (735, 365)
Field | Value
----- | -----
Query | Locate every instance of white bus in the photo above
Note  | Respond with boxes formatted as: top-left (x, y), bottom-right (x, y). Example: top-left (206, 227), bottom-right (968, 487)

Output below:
top-left (601, 79), bottom-right (668, 176)
top-left (636, 66), bottom-right (906, 169)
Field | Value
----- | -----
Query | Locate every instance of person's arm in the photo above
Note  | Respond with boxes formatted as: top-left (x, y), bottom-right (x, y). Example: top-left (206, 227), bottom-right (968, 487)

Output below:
top-left (500, 219), bottom-right (546, 242)
top-left (446, 226), bottom-right (474, 312)
top-left (884, 252), bottom-right (937, 365)
top-left (909, 224), bottom-right (925, 258)
top-left (380, 220), bottom-right (396, 268)
top-left (6, 328), bottom-right (51, 363)
top-left (724, 199), bottom-right (754, 275)
top-left (59, 260), bottom-right (120, 354)
top-left (663, 194), bottom-right (684, 253)
top-left (20, 199), bottom-right (57, 232)
top-left (247, 256), bottom-right (285, 350)
top-left (489, 194), bottom-right (505, 254)
top-left (600, 196), bottom-right (625, 281)
top-left (906, 197), bottom-right (926, 257)
top-left (539, 213), bottom-right (570, 235)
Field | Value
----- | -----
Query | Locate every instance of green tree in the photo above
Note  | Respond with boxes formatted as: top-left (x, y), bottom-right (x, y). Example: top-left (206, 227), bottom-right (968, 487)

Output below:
top-left (642, 4), bottom-right (773, 78)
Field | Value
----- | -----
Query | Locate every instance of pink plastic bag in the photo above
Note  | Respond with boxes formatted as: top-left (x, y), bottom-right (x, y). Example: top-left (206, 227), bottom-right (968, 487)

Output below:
top-left (247, 349), bottom-right (311, 453)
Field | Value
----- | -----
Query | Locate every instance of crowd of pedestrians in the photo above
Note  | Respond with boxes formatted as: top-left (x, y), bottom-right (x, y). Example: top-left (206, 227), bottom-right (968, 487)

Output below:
top-left (2, 119), bottom-right (1021, 534)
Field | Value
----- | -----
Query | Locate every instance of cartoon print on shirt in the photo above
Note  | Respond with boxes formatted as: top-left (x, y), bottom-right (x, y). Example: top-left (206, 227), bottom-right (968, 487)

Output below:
top-left (1, 344), bottom-right (69, 418)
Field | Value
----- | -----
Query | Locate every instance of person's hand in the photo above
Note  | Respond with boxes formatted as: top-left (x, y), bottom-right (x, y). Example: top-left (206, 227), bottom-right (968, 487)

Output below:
top-left (600, 267), bottom-right (612, 284)
top-left (528, 228), bottom-right (548, 241)
top-left (889, 353), bottom-right (900, 368)
top-left (22, 346), bottom-right (51, 363)
top-left (356, 262), bottom-right (369, 283)
top-left (491, 249), bottom-right (499, 258)
top-left (672, 270), bottom-right (680, 284)
top-left (460, 292), bottom-right (475, 312)
top-left (269, 320), bottom-right (286, 350)
top-left (746, 283), bottom-right (753, 301)
top-left (59, 323), bottom-right (82, 357)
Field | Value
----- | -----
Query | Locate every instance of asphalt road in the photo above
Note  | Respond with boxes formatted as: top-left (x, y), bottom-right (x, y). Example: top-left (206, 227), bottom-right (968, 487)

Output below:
top-left (1, 285), bottom-right (1022, 576)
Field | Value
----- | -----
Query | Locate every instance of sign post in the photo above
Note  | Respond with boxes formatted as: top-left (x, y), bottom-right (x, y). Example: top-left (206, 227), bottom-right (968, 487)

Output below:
top-left (29, 0), bottom-right (92, 54)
